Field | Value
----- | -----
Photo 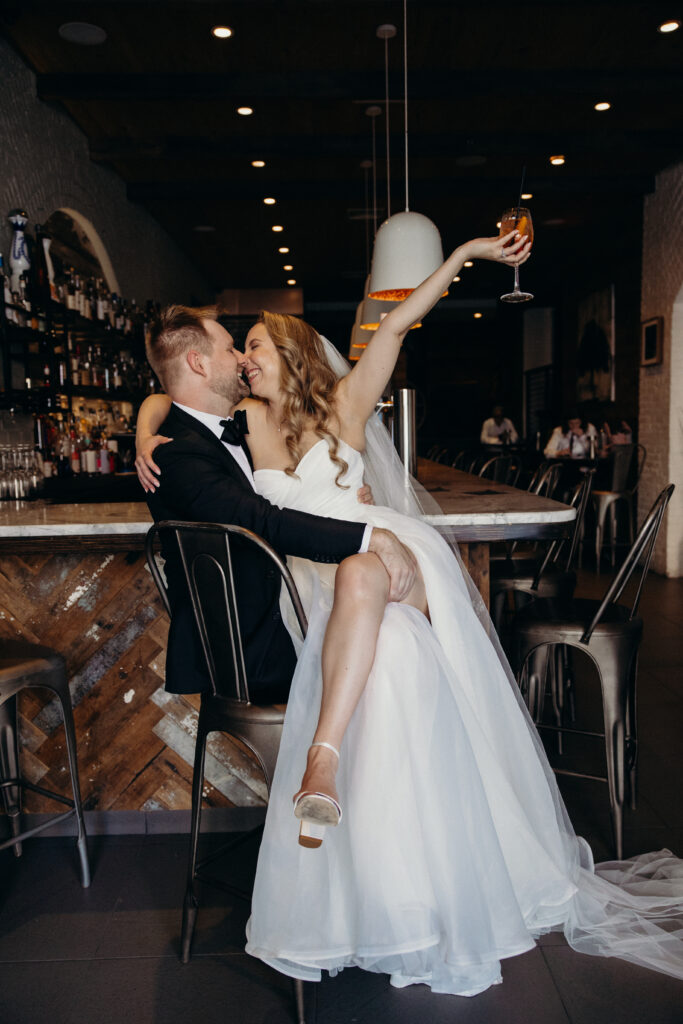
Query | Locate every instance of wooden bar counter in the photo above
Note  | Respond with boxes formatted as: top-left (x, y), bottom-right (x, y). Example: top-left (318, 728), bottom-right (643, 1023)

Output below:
top-left (0, 473), bottom-right (574, 816)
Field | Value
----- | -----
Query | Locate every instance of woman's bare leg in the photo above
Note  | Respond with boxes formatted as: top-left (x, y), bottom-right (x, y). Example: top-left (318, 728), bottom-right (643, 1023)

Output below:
top-left (295, 551), bottom-right (427, 806)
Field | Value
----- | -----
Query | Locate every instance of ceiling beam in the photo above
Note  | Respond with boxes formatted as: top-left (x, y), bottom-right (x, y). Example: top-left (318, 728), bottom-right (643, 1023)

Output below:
top-left (38, 69), bottom-right (683, 102)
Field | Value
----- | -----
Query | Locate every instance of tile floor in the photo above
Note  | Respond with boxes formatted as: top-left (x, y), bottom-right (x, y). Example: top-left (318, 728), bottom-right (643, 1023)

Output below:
top-left (1, 570), bottom-right (682, 1023)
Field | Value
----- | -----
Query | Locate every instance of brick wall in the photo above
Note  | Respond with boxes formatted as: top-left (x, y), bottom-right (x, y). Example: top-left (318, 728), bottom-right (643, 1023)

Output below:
top-left (640, 163), bottom-right (683, 576)
top-left (0, 39), bottom-right (210, 305)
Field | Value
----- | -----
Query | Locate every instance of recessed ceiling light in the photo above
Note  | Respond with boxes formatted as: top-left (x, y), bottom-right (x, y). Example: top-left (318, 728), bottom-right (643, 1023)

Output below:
top-left (263, 197), bottom-right (276, 205)
top-left (287, 279), bottom-right (297, 286)
top-left (212, 26), bottom-right (232, 39)
top-left (452, 275), bottom-right (461, 282)
top-left (550, 155), bottom-right (565, 165)
top-left (283, 264), bottom-right (293, 271)
top-left (193, 225), bottom-right (216, 232)
top-left (463, 260), bottom-right (474, 268)
top-left (521, 193), bottom-right (533, 200)
top-left (58, 22), bottom-right (107, 45)
top-left (658, 20), bottom-right (680, 33)
top-left (594, 101), bottom-right (611, 111)
top-left (237, 107), bottom-right (253, 116)
top-left (251, 160), bottom-right (266, 168)
top-left (272, 225), bottom-right (284, 232)
top-left (473, 312), bottom-right (483, 319)
top-left (278, 246), bottom-right (289, 253)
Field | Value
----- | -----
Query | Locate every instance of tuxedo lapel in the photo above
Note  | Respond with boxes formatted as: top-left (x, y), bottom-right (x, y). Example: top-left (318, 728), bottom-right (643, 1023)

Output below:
top-left (166, 405), bottom-right (254, 488)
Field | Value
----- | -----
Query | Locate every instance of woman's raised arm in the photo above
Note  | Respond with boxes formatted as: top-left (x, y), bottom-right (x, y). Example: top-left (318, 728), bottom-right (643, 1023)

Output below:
top-left (337, 232), bottom-right (530, 426)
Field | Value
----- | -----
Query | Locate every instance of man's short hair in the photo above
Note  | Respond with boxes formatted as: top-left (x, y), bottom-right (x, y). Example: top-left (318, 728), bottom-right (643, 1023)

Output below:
top-left (146, 304), bottom-right (219, 391)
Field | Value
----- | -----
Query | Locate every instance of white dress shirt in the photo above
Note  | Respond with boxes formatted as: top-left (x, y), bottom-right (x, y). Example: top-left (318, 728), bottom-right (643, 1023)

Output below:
top-left (544, 423), bottom-right (598, 459)
top-left (174, 402), bottom-right (371, 552)
top-left (174, 402), bottom-right (254, 481)
top-left (480, 417), bottom-right (518, 445)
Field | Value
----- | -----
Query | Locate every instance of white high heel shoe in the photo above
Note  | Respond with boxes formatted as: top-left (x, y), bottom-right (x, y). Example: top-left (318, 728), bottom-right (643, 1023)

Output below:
top-left (293, 741), bottom-right (342, 849)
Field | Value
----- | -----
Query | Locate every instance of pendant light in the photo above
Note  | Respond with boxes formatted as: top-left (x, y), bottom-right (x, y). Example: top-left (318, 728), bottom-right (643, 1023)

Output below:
top-left (358, 110), bottom-right (421, 332)
top-left (348, 298), bottom-right (366, 361)
top-left (368, 0), bottom-right (444, 301)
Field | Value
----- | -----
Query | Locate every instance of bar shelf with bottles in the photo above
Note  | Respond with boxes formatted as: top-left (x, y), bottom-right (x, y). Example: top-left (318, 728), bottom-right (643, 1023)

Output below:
top-left (0, 224), bottom-right (160, 501)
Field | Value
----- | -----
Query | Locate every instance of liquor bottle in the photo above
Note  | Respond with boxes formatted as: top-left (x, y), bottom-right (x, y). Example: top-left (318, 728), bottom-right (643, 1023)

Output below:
top-left (69, 427), bottom-right (81, 475)
top-left (18, 271), bottom-right (31, 312)
top-left (66, 269), bottom-right (77, 311)
top-left (79, 349), bottom-right (91, 387)
top-left (98, 433), bottom-right (111, 474)
top-left (34, 414), bottom-right (54, 477)
top-left (8, 209), bottom-right (30, 294)
top-left (71, 344), bottom-right (80, 386)
top-left (90, 346), bottom-right (103, 388)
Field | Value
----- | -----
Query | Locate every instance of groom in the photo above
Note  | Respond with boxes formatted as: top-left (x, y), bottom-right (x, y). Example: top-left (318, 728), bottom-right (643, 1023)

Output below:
top-left (140, 304), bottom-right (416, 703)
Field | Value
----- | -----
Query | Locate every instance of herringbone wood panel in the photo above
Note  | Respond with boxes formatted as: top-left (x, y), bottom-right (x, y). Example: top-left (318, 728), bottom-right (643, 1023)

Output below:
top-left (0, 551), bottom-right (265, 811)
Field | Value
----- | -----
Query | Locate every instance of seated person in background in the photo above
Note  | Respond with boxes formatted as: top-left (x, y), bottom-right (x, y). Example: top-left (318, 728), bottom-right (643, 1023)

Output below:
top-left (544, 412), bottom-right (598, 458)
top-left (601, 418), bottom-right (633, 452)
top-left (480, 405), bottom-right (518, 445)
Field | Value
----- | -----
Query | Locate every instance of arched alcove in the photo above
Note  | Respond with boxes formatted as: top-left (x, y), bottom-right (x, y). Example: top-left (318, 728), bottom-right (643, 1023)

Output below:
top-left (43, 208), bottom-right (120, 294)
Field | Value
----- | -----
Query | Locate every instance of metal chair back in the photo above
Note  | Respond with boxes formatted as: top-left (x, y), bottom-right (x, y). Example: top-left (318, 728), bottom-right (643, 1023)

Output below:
top-left (528, 461), bottom-right (563, 499)
top-left (146, 521), bottom-right (308, 702)
top-left (451, 450), bottom-right (469, 470)
top-left (478, 454), bottom-right (522, 486)
top-left (532, 469), bottom-right (595, 588)
top-left (608, 443), bottom-right (635, 492)
top-left (581, 484), bottom-right (675, 643)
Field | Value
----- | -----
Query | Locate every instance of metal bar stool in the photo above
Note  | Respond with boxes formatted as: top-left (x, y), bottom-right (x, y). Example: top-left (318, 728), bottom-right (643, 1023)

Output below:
top-left (0, 638), bottom-right (90, 887)
top-left (146, 521), bottom-right (308, 1024)
top-left (492, 471), bottom-right (594, 632)
top-left (513, 484), bottom-right (674, 859)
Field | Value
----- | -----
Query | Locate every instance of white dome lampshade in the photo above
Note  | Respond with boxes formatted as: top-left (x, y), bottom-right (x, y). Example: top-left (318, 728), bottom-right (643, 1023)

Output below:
top-left (368, 210), bottom-right (444, 300)
top-left (360, 295), bottom-right (396, 330)
top-left (360, 294), bottom-right (422, 331)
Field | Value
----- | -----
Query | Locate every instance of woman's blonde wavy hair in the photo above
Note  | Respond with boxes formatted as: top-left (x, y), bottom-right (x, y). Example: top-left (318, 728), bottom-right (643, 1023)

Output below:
top-left (256, 311), bottom-right (349, 487)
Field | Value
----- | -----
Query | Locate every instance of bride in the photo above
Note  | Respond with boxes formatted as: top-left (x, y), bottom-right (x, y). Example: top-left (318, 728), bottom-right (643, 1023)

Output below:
top-left (136, 233), bottom-right (683, 997)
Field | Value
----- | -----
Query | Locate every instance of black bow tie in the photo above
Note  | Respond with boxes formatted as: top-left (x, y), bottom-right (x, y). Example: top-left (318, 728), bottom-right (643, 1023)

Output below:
top-left (219, 409), bottom-right (249, 445)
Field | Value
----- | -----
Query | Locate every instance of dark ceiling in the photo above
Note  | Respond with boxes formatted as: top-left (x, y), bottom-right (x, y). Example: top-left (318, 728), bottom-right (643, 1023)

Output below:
top-left (3, 0), bottom-right (683, 305)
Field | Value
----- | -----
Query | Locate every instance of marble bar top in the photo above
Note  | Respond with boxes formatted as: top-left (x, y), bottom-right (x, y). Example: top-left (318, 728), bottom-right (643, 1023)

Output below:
top-left (0, 501), bottom-right (153, 537)
top-left (416, 459), bottom-right (575, 539)
top-left (0, 462), bottom-right (574, 545)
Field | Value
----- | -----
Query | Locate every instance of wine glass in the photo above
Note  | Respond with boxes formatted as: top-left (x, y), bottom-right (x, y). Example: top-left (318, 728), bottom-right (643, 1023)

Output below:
top-left (499, 207), bottom-right (534, 303)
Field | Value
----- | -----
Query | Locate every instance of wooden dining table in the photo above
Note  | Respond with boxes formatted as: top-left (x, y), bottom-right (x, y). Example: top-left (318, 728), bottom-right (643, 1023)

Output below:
top-left (416, 458), bottom-right (576, 605)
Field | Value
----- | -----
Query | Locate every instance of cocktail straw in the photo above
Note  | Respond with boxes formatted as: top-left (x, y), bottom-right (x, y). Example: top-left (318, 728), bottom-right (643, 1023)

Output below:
top-left (516, 165), bottom-right (527, 217)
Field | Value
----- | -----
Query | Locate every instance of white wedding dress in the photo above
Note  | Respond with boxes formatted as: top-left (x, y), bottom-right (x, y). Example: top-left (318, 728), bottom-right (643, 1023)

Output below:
top-left (245, 435), bottom-right (683, 996)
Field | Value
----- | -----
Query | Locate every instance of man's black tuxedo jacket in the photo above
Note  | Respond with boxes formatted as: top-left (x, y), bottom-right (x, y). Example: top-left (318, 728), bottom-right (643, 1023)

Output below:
top-left (146, 404), bottom-right (365, 701)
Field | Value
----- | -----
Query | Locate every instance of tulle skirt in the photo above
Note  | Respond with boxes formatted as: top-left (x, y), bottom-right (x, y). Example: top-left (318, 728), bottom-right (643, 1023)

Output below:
top-left (245, 505), bottom-right (683, 995)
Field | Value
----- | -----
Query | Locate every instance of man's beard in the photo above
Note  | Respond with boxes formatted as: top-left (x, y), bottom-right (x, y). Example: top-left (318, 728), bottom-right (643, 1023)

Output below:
top-left (209, 371), bottom-right (250, 407)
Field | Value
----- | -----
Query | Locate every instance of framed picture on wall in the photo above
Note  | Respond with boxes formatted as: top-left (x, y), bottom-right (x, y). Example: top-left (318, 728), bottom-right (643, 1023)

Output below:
top-left (641, 317), bottom-right (663, 366)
